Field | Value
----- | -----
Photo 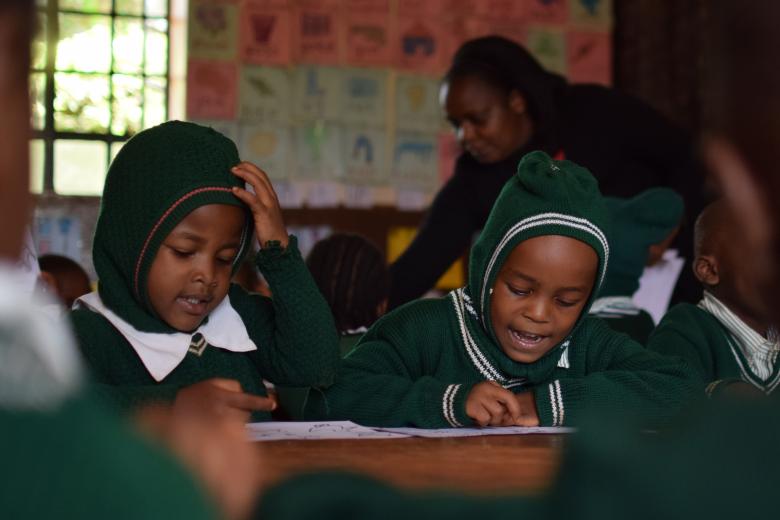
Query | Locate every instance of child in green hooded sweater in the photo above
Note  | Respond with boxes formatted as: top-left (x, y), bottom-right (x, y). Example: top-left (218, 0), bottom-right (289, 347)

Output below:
top-left (305, 151), bottom-right (695, 428)
top-left (589, 188), bottom-right (684, 344)
top-left (648, 200), bottom-right (780, 396)
top-left (70, 121), bottom-right (340, 419)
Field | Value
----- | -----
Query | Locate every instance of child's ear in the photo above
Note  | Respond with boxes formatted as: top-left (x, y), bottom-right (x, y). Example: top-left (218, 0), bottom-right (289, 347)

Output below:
top-left (508, 90), bottom-right (527, 115)
top-left (693, 255), bottom-right (720, 286)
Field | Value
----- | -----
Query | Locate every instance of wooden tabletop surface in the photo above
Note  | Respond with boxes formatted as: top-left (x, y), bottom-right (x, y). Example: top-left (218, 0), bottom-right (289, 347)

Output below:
top-left (258, 434), bottom-right (567, 496)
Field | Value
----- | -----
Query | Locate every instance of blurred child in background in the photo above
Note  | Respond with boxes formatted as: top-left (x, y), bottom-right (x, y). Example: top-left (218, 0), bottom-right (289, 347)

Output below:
top-left (649, 200), bottom-right (778, 396)
top-left (589, 188), bottom-right (684, 343)
top-left (307, 233), bottom-right (390, 355)
top-left (39, 253), bottom-right (92, 308)
top-left (275, 233), bottom-right (389, 420)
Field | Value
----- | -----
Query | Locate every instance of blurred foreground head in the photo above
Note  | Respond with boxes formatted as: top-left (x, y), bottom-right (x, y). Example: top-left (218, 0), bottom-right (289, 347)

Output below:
top-left (0, 0), bottom-right (34, 261)
top-left (704, 1), bottom-right (780, 323)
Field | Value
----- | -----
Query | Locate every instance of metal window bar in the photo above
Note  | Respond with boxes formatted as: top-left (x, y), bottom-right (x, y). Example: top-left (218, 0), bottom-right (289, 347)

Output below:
top-left (34, 0), bottom-right (171, 195)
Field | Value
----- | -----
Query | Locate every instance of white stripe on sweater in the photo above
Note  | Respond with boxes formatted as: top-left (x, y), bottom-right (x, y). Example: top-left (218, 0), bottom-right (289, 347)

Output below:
top-left (450, 290), bottom-right (504, 382)
top-left (554, 380), bottom-right (564, 425)
top-left (549, 383), bottom-right (559, 426)
top-left (442, 384), bottom-right (463, 427)
top-left (699, 291), bottom-right (780, 382)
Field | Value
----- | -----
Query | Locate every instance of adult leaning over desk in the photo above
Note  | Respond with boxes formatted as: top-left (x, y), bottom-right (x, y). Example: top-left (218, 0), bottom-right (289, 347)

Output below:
top-left (389, 35), bottom-right (705, 309)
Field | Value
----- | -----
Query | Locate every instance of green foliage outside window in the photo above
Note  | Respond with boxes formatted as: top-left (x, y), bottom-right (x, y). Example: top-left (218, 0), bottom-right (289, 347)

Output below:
top-left (31, 0), bottom-right (170, 196)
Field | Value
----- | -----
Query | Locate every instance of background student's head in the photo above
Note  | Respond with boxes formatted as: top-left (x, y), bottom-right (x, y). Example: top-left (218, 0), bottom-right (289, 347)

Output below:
top-left (306, 233), bottom-right (389, 333)
top-left (441, 36), bottom-right (561, 165)
top-left (38, 254), bottom-right (92, 308)
top-left (693, 201), bottom-right (769, 332)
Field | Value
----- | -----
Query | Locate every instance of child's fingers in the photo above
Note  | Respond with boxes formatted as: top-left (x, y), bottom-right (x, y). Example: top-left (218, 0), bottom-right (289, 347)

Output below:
top-left (231, 172), bottom-right (277, 214)
top-left (236, 161), bottom-right (276, 195)
top-left (496, 389), bottom-right (523, 422)
top-left (232, 163), bottom-right (278, 206)
top-left (206, 378), bottom-right (243, 393)
top-left (481, 399), bottom-right (508, 425)
top-left (471, 405), bottom-right (492, 427)
top-left (481, 383), bottom-right (518, 414)
top-left (230, 167), bottom-right (269, 208)
top-left (514, 414), bottom-right (539, 427)
top-left (221, 390), bottom-right (278, 413)
top-left (230, 184), bottom-right (259, 209)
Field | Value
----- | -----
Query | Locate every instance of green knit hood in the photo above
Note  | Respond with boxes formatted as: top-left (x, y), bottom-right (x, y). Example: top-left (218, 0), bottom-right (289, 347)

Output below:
top-left (452, 151), bottom-right (610, 382)
top-left (92, 121), bottom-right (253, 333)
top-left (599, 188), bottom-right (684, 297)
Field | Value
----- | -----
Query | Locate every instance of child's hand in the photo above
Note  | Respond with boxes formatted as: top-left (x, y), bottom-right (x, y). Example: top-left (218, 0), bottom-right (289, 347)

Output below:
top-left (719, 381), bottom-right (766, 399)
top-left (230, 162), bottom-right (289, 249)
top-left (466, 381), bottom-right (525, 427)
top-left (512, 391), bottom-right (540, 427)
top-left (175, 378), bottom-right (277, 422)
top-left (136, 403), bottom-right (260, 520)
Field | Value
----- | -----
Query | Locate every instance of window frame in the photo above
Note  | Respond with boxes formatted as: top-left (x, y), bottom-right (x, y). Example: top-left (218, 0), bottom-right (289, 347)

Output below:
top-left (32, 0), bottom-right (171, 194)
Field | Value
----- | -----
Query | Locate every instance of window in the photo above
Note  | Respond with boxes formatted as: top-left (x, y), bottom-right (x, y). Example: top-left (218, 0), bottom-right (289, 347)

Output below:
top-left (31, 0), bottom-right (170, 195)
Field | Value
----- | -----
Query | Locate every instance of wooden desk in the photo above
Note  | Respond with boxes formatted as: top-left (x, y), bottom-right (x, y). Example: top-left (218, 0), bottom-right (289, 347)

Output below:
top-left (259, 434), bottom-right (566, 496)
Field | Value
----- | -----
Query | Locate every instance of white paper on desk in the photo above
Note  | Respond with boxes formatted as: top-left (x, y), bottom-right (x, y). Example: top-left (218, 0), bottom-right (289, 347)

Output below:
top-left (633, 249), bottom-right (686, 325)
top-left (378, 426), bottom-right (575, 438)
top-left (246, 421), bottom-right (411, 441)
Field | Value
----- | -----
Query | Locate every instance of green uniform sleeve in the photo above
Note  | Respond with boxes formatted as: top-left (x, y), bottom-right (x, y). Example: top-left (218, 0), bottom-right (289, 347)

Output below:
top-left (534, 320), bottom-right (697, 426)
top-left (1, 395), bottom-right (218, 520)
top-left (235, 236), bottom-right (340, 388)
top-left (304, 336), bottom-right (474, 428)
top-left (304, 302), bottom-right (475, 428)
top-left (647, 307), bottom-right (714, 386)
top-left (90, 382), bottom-right (181, 410)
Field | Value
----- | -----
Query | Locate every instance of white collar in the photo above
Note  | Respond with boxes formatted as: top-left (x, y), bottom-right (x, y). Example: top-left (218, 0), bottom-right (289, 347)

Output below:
top-left (342, 326), bottom-right (368, 336)
top-left (589, 296), bottom-right (641, 316)
top-left (76, 292), bottom-right (257, 382)
top-left (699, 291), bottom-right (779, 382)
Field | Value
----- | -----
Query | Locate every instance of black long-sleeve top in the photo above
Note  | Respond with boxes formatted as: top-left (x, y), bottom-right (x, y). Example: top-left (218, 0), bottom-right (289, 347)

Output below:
top-left (389, 84), bottom-right (706, 308)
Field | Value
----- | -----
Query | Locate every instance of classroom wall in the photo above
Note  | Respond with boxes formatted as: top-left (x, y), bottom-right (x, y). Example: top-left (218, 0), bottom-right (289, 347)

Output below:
top-left (613, 0), bottom-right (708, 133)
top-left (33, 0), bottom-right (614, 281)
top-left (185, 0), bottom-right (614, 210)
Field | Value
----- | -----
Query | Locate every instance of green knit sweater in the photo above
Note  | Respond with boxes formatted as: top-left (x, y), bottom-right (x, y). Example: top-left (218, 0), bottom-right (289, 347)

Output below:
top-left (72, 242), bottom-right (340, 417)
top-left (71, 122), bottom-right (339, 416)
top-left (648, 303), bottom-right (780, 395)
top-left (306, 153), bottom-right (695, 428)
top-left (597, 311), bottom-right (655, 345)
top-left (1, 395), bottom-right (216, 519)
top-left (305, 293), bottom-right (694, 427)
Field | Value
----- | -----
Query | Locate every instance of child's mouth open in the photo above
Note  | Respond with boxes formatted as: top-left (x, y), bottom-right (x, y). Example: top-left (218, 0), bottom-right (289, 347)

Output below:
top-left (176, 295), bottom-right (213, 316)
top-left (508, 327), bottom-right (548, 351)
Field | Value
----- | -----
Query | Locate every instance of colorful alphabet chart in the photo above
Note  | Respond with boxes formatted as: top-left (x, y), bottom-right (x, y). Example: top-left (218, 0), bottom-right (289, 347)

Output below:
top-left (187, 0), bottom-right (613, 208)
